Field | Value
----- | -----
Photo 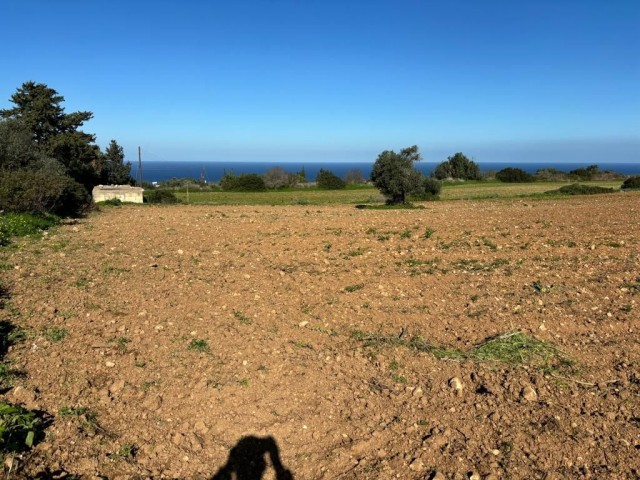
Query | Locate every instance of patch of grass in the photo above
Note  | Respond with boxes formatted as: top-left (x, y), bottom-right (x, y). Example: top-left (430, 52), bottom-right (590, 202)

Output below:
top-left (188, 339), bottom-right (210, 353)
top-left (233, 311), bottom-right (253, 325)
top-left (0, 362), bottom-right (24, 387)
top-left (546, 183), bottom-right (616, 196)
top-left (423, 227), bottom-right (435, 239)
top-left (58, 406), bottom-right (103, 435)
top-left (0, 213), bottom-right (60, 247)
top-left (470, 331), bottom-right (571, 369)
top-left (0, 402), bottom-right (42, 452)
top-left (345, 247), bottom-right (366, 258)
top-left (399, 229), bottom-right (412, 239)
top-left (344, 283), bottom-right (364, 293)
top-left (237, 379), bottom-right (250, 387)
top-left (621, 278), bottom-right (640, 294)
top-left (111, 443), bottom-right (137, 461)
top-left (42, 327), bottom-right (67, 342)
top-left (352, 329), bottom-right (571, 371)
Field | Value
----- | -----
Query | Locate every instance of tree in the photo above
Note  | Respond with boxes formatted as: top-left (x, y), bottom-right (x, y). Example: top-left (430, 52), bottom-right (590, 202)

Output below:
top-left (220, 173), bottom-right (267, 191)
top-left (264, 166), bottom-right (296, 188)
top-left (344, 169), bottom-right (365, 184)
top-left (496, 167), bottom-right (534, 183)
top-left (433, 152), bottom-right (481, 180)
top-left (370, 145), bottom-right (423, 204)
top-left (316, 169), bottom-right (345, 189)
top-left (101, 140), bottom-right (132, 185)
top-left (0, 81), bottom-right (101, 189)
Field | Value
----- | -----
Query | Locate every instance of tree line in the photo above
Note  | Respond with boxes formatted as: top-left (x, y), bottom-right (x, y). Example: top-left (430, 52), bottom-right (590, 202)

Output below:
top-left (0, 82), bottom-right (132, 216)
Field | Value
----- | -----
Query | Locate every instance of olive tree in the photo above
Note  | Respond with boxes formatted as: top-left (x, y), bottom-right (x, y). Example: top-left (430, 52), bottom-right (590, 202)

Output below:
top-left (370, 145), bottom-right (423, 204)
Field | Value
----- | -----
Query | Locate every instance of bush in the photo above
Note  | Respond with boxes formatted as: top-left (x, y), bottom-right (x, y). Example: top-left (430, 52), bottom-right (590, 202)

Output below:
top-left (411, 177), bottom-right (442, 201)
top-left (433, 152), bottom-right (481, 180)
top-left (344, 169), bottom-right (365, 184)
top-left (371, 146), bottom-right (422, 204)
top-left (220, 173), bottom-right (267, 191)
top-left (316, 169), bottom-right (346, 189)
top-left (0, 169), bottom-right (88, 216)
top-left (263, 167), bottom-right (297, 189)
top-left (496, 167), bottom-right (534, 183)
top-left (546, 184), bottom-right (615, 196)
top-left (621, 176), bottom-right (640, 191)
top-left (144, 189), bottom-right (179, 204)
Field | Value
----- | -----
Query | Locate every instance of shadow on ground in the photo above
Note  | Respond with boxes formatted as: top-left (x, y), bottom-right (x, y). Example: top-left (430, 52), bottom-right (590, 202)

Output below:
top-left (212, 435), bottom-right (294, 480)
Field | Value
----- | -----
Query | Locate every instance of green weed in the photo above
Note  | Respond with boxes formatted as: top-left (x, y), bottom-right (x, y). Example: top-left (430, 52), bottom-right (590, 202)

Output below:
top-left (43, 327), bottom-right (67, 342)
top-left (188, 339), bottom-right (210, 353)
top-left (0, 402), bottom-right (42, 452)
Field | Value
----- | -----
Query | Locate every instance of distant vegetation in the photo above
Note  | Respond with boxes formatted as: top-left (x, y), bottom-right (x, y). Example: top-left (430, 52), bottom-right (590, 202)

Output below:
top-left (0, 81), bottom-right (133, 216)
top-left (546, 184), bottom-right (616, 196)
top-left (316, 168), bottom-right (346, 190)
top-left (432, 152), bottom-right (481, 181)
top-left (496, 167), bottom-right (534, 183)
top-left (621, 176), bottom-right (640, 191)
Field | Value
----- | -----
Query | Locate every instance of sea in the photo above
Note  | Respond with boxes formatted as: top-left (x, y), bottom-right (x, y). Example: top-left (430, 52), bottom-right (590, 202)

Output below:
top-left (132, 161), bottom-right (640, 184)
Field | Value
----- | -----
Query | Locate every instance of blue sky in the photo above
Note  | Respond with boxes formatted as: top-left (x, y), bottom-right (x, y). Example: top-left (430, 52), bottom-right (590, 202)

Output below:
top-left (2, 0), bottom-right (639, 164)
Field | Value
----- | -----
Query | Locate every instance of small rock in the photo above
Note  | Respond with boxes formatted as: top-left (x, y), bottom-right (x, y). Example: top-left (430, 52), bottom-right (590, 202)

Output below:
top-left (469, 471), bottom-right (481, 480)
top-left (409, 458), bottom-right (424, 472)
top-left (105, 361), bottom-right (116, 368)
top-left (521, 385), bottom-right (538, 402)
top-left (412, 387), bottom-right (423, 397)
top-left (449, 377), bottom-right (463, 393)
top-left (177, 249), bottom-right (184, 255)
top-left (430, 472), bottom-right (446, 480)
top-left (109, 379), bottom-right (125, 394)
top-left (298, 321), bottom-right (309, 328)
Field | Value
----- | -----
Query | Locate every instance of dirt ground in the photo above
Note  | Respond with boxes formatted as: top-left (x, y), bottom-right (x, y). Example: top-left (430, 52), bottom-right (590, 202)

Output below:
top-left (2, 193), bottom-right (639, 479)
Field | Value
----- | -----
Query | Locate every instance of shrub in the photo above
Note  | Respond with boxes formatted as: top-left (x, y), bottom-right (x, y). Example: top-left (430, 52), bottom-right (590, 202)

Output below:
top-left (144, 189), bottom-right (179, 204)
top-left (316, 169), bottom-right (346, 189)
top-left (263, 167), bottom-right (296, 189)
top-left (0, 169), bottom-right (88, 216)
top-left (496, 167), bottom-right (534, 183)
top-left (621, 176), bottom-right (640, 191)
top-left (546, 184), bottom-right (615, 196)
top-left (344, 169), bottom-right (365, 184)
top-left (220, 173), bottom-right (267, 191)
top-left (411, 176), bottom-right (442, 201)
top-left (0, 212), bottom-right (60, 246)
top-left (433, 152), bottom-right (481, 180)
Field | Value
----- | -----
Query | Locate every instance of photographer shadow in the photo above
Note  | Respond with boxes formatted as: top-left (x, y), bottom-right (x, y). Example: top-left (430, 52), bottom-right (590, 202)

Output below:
top-left (211, 435), bottom-right (293, 480)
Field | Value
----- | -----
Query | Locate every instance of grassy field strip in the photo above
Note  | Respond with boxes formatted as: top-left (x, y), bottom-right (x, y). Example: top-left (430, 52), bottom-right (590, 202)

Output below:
top-left (171, 180), bottom-right (626, 205)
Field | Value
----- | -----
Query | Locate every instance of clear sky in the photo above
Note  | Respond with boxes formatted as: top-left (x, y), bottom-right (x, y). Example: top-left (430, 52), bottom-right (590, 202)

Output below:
top-left (2, 0), bottom-right (639, 164)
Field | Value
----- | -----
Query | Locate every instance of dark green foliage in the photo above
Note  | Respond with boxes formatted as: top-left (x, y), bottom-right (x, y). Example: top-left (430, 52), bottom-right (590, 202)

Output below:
top-left (101, 140), bottom-right (132, 185)
top-left (220, 173), bottom-right (267, 191)
top-left (144, 189), bottom-right (179, 204)
top-left (0, 401), bottom-right (42, 452)
top-left (621, 176), bottom-right (640, 190)
top-left (1, 82), bottom-right (126, 215)
top-left (316, 169), bottom-right (346, 190)
top-left (546, 183), bottom-right (615, 195)
top-left (568, 164), bottom-right (599, 180)
top-left (0, 169), bottom-right (88, 216)
top-left (371, 145), bottom-right (423, 204)
top-left (496, 167), bottom-right (534, 183)
top-left (534, 168), bottom-right (567, 181)
top-left (411, 176), bottom-right (442, 201)
top-left (433, 152), bottom-right (481, 180)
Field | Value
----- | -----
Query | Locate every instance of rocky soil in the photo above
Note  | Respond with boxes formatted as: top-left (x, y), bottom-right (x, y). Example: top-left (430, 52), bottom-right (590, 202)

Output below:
top-left (1, 193), bottom-right (639, 479)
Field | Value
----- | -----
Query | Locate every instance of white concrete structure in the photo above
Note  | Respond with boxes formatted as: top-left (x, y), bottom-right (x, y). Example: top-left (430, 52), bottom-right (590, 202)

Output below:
top-left (92, 185), bottom-right (144, 204)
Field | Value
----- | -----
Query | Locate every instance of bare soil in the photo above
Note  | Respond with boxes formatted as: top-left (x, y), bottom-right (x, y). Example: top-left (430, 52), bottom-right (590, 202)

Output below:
top-left (2, 194), bottom-right (639, 479)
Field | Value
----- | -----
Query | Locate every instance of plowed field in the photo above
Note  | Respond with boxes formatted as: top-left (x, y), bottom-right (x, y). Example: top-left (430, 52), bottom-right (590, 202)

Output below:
top-left (2, 193), bottom-right (639, 479)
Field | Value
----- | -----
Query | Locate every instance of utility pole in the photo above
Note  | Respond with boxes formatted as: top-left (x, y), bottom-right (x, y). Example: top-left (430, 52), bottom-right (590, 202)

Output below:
top-left (138, 146), bottom-right (144, 186)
